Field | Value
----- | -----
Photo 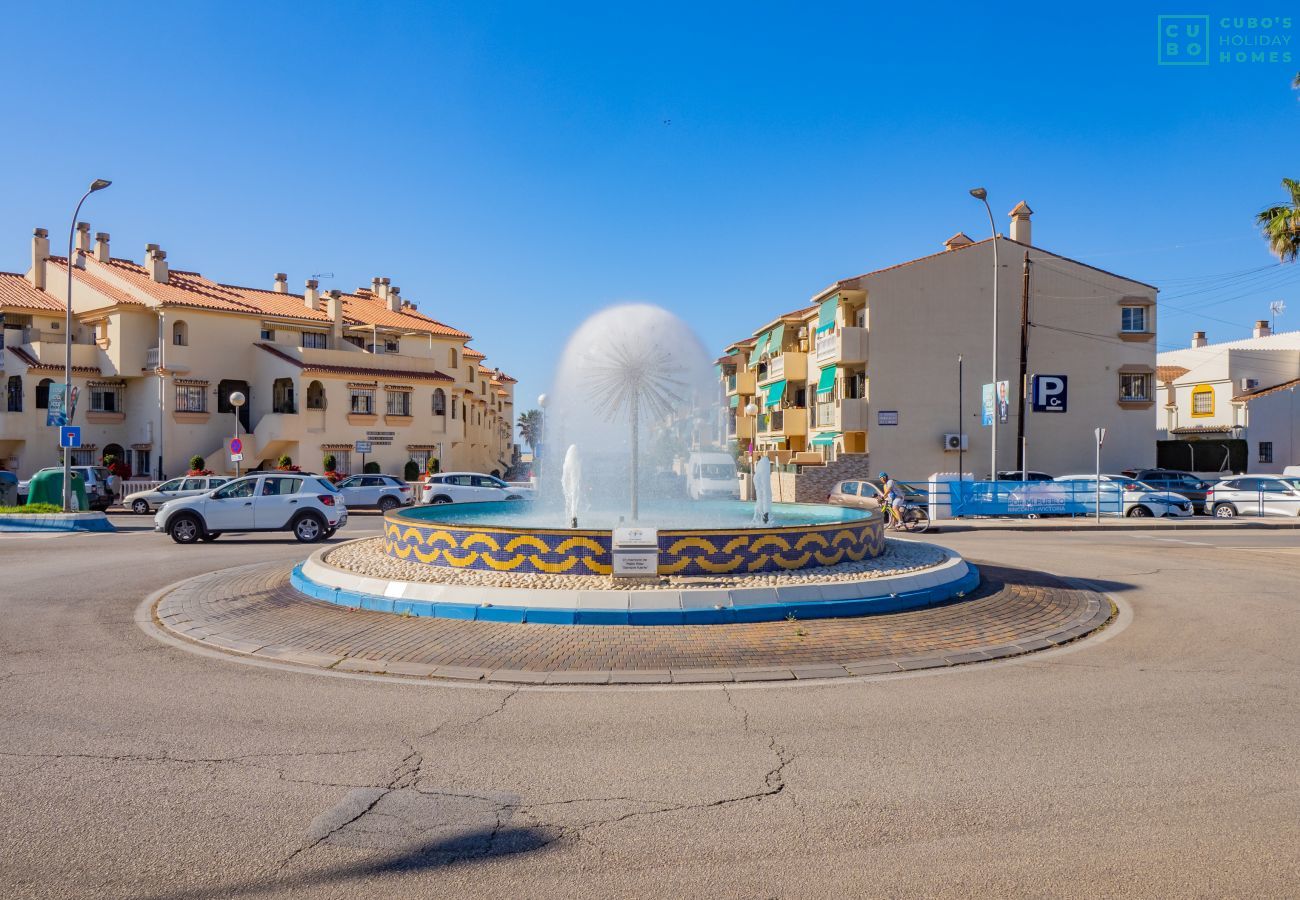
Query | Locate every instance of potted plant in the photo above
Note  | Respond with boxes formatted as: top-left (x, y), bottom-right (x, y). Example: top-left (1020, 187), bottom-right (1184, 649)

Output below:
top-left (322, 453), bottom-right (345, 484)
top-left (403, 459), bottom-right (420, 482)
top-left (276, 454), bottom-right (301, 472)
top-left (187, 455), bottom-right (214, 477)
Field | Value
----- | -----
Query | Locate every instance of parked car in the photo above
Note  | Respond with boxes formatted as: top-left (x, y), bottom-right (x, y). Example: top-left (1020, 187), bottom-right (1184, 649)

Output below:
top-left (18, 466), bottom-right (115, 511)
top-left (1121, 469), bottom-right (1212, 513)
top-left (1052, 474), bottom-right (1193, 518)
top-left (122, 475), bottom-right (230, 514)
top-left (421, 472), bottom-right (526, 504)
top-left (827, 479), bottom-right (926, 510)
top-left (155, 472), bottom-right (347, 543)
top-left (988, 471), bottom-right (1056, 482)
top-left (1204, 475), bottom-right (1300, 518)
top-left (685, 451), bottom-right (740, 500)
top-left (335, 474), bottom-right (414, 511)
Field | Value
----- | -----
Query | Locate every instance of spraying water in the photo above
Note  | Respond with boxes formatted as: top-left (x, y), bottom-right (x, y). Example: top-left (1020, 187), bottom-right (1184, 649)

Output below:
top-left (561, 443), bottom-right (582, 528)
top-left (752, 454), bottom-right (773, 526)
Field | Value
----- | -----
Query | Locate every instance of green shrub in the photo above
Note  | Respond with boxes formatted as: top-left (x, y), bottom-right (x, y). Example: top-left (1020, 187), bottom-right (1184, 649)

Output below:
top-left (2, 503), bottom-right (63, 514)
top-left (189, 455), bottom-right (204, 472)
top-left (277, 454), bottom-right (293, 469)
top-left (403, 460), bottom-right (420, 481)
top-left (363, 461), bottom-right (381, 474)
top-left (426, 457), bottom-right (441, 475)
top-left (323, 453), bottom-right (337, 473)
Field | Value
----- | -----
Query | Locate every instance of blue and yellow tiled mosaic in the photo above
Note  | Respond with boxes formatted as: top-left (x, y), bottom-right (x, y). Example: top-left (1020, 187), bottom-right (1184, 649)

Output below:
top-left (383, 515), bottom-right (885, 576)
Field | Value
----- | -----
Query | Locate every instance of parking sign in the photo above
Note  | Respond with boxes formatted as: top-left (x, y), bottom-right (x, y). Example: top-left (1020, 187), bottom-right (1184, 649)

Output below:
top-left (1032, 375), bottom-right (1067, 413)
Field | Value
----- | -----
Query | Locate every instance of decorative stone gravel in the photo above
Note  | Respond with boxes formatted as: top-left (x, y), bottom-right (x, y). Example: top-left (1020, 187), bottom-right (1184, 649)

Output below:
top-left (324, 536), bottom-right (946, 591)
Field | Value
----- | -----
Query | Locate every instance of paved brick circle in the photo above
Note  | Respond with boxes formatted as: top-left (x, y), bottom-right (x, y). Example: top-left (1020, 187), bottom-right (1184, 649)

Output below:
top-left (151, 561), bottom-right (1113, 685)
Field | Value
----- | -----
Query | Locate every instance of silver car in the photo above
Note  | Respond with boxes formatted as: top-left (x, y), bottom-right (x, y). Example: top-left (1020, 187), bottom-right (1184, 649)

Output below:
top-left (1205, 475), bottom-right (1300, 518)
top-left (335, 474), bottom-right (414, 512)
top-left (123, 476), bottom-right (229, 514)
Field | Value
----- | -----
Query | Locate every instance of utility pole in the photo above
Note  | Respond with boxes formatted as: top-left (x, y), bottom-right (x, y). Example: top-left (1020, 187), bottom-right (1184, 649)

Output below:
top-left (957, 354), bottom-right (964, 516)
top-left (1016, 251), bottom-right (1031, 473)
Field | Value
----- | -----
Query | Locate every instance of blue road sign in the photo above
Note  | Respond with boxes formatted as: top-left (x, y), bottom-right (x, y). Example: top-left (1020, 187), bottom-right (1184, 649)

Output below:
top-left (1032, 375), bottom-right (1068, 413)
top-left (59, 425), bottom-right (81, 449)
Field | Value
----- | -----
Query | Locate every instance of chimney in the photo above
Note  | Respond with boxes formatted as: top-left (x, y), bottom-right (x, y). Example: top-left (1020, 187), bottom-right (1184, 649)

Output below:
top-left (1254, 319), bottom-right (1271, 338)
top-left (943, 231), bottom-right (974, 251)
top-left (273, 272), bottom-right (288, 293)
top-left (325, 289), bottom-right (344, 339)
top-left (75, 221), bottom-right (91, 253)
top-left (29, 227), bottom-right (49, 290)
top-left (387, 285), bottom-right (402, 313)
top-left (303, 278), bottom-right (320, 311)
top-left (1008, 201), bottom-right (1033, 245)
top-left (94, 232), bottom-right (111, 263)
top-left (370, 276), bottom-right (382, 296)
top-left (1192, 331), bottom-right (1208, 348)
top-left (144, 245), bottom-right (169, 283)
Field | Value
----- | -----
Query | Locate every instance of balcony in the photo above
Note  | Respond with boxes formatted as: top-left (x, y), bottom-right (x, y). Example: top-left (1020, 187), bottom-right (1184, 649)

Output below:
top-left (758, 351), bottom-right (807, 385)
top-left (759, 407), bottom-right (807, 438)
top-left (812, 326), bottom-right (868, 365)
top-left (144, 345), bottom-right (191, 374)
top-left (16, 335), bottom-right (101, 371)
top-left (724, 369), bottom-right (756, 396)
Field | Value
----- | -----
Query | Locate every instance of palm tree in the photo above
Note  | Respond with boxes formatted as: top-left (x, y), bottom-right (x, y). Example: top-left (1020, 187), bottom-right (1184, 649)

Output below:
top-left (1256, 178), bottom-right (1300, 263)
top-left (517, 408), bottom-right (543, 454)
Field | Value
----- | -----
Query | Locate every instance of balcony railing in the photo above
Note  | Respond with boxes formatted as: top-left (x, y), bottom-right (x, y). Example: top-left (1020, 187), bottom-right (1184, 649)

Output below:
top-left (812, 326), bottom-right (868, 365)
top-left (758, 351), bottom-right (807, 384)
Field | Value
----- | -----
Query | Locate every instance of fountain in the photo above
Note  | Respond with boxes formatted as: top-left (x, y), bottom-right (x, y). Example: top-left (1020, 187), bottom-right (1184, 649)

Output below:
top-left (293, 304), bottom-right (978, 624)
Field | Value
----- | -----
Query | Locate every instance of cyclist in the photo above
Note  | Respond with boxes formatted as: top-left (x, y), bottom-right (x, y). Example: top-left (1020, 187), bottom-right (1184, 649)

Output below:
top-left (879, 471), bottom-right (904, 527)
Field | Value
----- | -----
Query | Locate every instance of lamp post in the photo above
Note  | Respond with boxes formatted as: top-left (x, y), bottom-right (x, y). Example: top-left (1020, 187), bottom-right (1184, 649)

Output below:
top-left (536, 392), bottom-right (548, 483)
top-left (744, 400), bottom-right (758, 495)
top-left (229, 391), bottom-right (246, 477)
top-left (62, 179), bottom-right (112, 512)
top-left (969, 187), bottom-right (999, 483)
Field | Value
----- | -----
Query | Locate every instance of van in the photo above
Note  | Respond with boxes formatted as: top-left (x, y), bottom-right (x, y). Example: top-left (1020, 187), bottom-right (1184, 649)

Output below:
top-left (686, 451), bottom-right (739, 500)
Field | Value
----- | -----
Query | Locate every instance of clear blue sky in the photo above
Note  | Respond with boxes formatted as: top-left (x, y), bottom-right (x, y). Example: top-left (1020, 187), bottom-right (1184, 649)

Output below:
top-left (3, 2), bottom-right (1297, 410)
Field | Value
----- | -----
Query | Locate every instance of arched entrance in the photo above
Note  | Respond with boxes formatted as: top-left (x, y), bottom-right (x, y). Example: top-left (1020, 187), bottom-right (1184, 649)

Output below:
top-left (102, 443), bottom-right (126, 470)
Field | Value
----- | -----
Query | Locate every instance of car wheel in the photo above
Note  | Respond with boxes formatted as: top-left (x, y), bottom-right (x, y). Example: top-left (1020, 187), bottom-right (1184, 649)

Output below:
top-left (378, 496), bottom-right (399, 513)
top-left (431, 494), bottom-right (452, 504)
top-left (1212, 503), bottom-right (1237, 519)
top-left (131, 499), bottom-right (150, 514)
top-left (293, 514), bottom-right (325, 543)
top-left (169, 515), bottom-right (202, 544)
top-left (1126, 505), bottom-right (1152, 518)
top-left (200, 531), bottom-right (222, 542)
top-left (323, 526), bottom-right (338, 539)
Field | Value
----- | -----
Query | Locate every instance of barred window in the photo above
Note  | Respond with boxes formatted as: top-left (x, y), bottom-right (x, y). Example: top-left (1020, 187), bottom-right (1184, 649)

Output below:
top-left (386, 390), bottom-right (411, 416)
top-left (432, 388), bottom-right (446, 415)
top-left (1120, 373), bottom-right (1150, 402)
top-left (350, 388), bottom-right (375, 414)
top-left (1259, 442), bottom-right (1273, 464)
top-left (91, 384), bottom-right (123, 413)
top-left (175, 385), bottom-right (207, 412)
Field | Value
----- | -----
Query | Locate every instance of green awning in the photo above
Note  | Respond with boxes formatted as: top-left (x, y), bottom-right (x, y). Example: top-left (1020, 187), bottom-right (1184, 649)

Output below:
top-left (769, 323), bottom-right (786, 353)
top-left (764, 378), bottom-right (787, 405)
top-left (748, 332), bottom-right (770, 366)
top-left (729, 393), bottom-right (740, 408)
top-left (816, 365), bottom-right (837, 396)
top-left (810, 431), bottom-right (841, 447)
top-left (817, 295), bottom-right (838, 333)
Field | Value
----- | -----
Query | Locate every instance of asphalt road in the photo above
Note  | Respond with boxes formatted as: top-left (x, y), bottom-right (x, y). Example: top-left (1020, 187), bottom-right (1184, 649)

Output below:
top-left (1, 514), bottom-right (1297, 898)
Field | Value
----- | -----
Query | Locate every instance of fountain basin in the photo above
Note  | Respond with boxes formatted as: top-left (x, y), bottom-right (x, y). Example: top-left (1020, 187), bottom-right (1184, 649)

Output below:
top-left (382, 501), bottom-right (885, 576)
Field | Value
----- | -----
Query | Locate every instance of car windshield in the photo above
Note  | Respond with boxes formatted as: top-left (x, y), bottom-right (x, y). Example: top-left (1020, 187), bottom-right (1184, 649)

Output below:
top-left (315, 477), bottom-right (340, 493)
top-left (699, 464), bottom-right (734, 479)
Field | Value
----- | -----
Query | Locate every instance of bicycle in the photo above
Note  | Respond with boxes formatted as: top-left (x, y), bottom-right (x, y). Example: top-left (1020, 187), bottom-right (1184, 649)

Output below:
top-left (884, 501), bottom-right (930, 534)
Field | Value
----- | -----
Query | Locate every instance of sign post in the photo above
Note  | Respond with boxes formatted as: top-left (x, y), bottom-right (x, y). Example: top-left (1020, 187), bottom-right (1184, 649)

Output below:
top-left (355, 440), bottom-right (373, 473)
top-left (1094, 427), bottom-right (1106, 523)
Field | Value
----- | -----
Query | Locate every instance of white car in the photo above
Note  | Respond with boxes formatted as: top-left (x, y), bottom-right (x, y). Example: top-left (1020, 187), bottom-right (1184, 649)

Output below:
top-left (1053, 474), bottom-right (1193, 518)
top-left (1204, 475), bottom-right (1300, 518)
top-left (335, 474), bottom-right (415, 512)
top-left (154, 472), bottom-right (347, 543)
top-left (421, 472), bottom-right (527, 505)
top-left (124, 475), bottom-right (229, 514)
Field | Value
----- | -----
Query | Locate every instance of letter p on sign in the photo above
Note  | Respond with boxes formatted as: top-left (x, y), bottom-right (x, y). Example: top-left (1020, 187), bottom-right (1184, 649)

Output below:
top-left (1032, 375), bottom-right (1067, 413)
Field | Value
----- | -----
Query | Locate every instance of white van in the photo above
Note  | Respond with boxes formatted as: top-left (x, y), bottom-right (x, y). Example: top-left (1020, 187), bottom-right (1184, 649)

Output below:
top-left (686, 451), bottom-right (739, 500)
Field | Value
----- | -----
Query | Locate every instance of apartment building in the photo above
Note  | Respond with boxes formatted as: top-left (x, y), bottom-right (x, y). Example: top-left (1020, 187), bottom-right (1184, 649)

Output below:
top-left (1157, 324), bottom-right (1300, 473)
top-left (0, 224), bottom-right (516, 479)
top-left (720, 202), bottom-right (1159, 479)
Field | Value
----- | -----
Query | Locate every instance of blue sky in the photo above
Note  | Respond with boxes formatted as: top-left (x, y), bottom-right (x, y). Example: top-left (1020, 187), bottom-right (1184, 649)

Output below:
top-left (2, 2), bottom-right (1297, 410)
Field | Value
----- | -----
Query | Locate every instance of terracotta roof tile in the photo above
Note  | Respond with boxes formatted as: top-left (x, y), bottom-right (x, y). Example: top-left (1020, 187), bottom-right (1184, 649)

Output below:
top-left (340, 289), bottom-right (471, 339)
top-left (0, 273), bottom-right (62, 312)
top-left (254, 342), bottom-right (453, 382)
top-left (1157, 365), bottom-right (1190, 383)
top-left (1233, 376), bottom-right (1300, 402)
top-left (6, 345), bottom-right (101, 375)
top-left (1170, 424), bottom-right (1233, 435)
top-left (462, 346), bottom-right (486, 360)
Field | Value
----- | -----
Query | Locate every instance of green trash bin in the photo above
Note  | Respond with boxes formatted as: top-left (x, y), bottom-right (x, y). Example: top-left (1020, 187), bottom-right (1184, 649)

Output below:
top-left (27, 469), bottom-right (88, 510)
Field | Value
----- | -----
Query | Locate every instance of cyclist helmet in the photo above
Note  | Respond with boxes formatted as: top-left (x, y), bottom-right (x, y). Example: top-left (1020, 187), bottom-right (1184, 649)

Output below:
top-left (878, 472), bottom-right (889, 480)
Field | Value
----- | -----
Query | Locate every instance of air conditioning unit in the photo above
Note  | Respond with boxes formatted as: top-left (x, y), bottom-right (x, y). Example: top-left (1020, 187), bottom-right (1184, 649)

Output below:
top-left (942, 433), bottom-right (967, 451)
top-left (1240, 378), bottom-right (1259, 392)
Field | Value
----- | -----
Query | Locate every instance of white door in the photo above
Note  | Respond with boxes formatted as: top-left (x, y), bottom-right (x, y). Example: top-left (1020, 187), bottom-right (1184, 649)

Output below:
top-left (472, 475), bottom-right (506, 500)
top-left (443, 474), bottom-right (476, 502)
top-left (204, 478), bottom-right (259, 529)
top-left (255, 476), bottom-right (306, 528)
top-left (1261, 480), bottom-right (1300, 516)
top-left (153, 478), bottom-right (185, 503)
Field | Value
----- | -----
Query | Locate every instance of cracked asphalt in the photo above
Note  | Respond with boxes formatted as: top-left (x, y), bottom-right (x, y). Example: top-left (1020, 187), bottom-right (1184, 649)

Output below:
top-left (2, 516), bottom-right (1298, 898)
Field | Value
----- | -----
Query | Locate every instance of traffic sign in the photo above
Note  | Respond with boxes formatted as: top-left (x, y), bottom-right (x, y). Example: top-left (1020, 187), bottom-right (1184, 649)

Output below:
top-left (59, 426), bottom-right (81, 449)
top-left (230, 437), bottom-right (243, 454)
top-left (1032, 375), bottom-right (1068, 413)
top-left (230, 452), bottom-right (244, 463)
top-left (354, 440), bottom-right (373, 454)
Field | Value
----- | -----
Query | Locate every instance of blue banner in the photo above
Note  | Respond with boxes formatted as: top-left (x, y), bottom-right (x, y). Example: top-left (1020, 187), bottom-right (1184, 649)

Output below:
top-left (981, 383), bottom-right (994, 426)
top-left (45, 383), bottom-right (66, 427)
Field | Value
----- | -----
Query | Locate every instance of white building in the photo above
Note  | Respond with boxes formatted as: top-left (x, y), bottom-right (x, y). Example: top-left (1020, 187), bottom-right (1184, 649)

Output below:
top-left (1158, 323), bottom-right (1300, 473)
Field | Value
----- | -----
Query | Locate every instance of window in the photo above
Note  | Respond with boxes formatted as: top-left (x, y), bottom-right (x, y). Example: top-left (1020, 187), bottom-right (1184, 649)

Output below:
top-left (35, 378), bottom-right (52, 409)
top-left (1121, 306), bottom-right (1147, 333)
top-left (432, 388), bottom-right (446, 416)
top-left (1120, 373), bottom-right (1150, 402)
top-left (332, 450), bottom-right (351, 475)
top-left (172, 320), bottom-right (188, 346)
top-left (409, 449), bottom-right (430, 470)
top-left (272, 377), bottom-right (296, 414)
top-left (90, 384), bottom-right (122, 413)
top-left (213, 478), bottom-right (257, 499)
top-left (350, 388), bottom-right (375, 415)
top-left (6, 375), bottom-right (21, 412)
top-left (261, 477), bottom-right (303, 496)
top-left (448, 348), bottom-right (458, 368)
top-left (175, 385), bottom-right (207, 412)
top-left (384, 338), bottom-right (399, 353)
top-left (260, 328), bottom-right (275, 341)
top-left (386, 390), bottom-right (411, 416)
top-left (1260, 442), bottom-right (1274, 464)
top-left (71, 448), bottom-right (94, 466)
top-left (344, 335), bottom-right (366, 349)
top-left (306, 380), bottom-right (326, 410)
top-left (301, 331), bottom-right (328, 349)
top-left (1191, 385), bottom-right (1214, 417)
top-left (181, 478), bottom-right (207, 491)
top-left (135, 448), bottom-right (152, 477)
top-left (159, 479), bottom-right (184, 492)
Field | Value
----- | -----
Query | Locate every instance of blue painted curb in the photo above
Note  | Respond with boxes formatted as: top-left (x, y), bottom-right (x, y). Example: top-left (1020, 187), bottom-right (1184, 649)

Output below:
top-left (0, 513), bottom-right (116, 533)
top-left (289, 564), bottom-right (982, 627)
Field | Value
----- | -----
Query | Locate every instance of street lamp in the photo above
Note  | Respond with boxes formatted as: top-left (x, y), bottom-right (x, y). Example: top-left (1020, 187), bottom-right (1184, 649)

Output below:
top-left (969, 187), bottom-right (999, 483)
top-left (536, 392), bottom-right (548, 482)
top-left (229, 391), bottom-right (246, 477)
top-left (62, 178), bottom-right (112, 512)
top-left (743, 399), bottom-right (759, 479)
